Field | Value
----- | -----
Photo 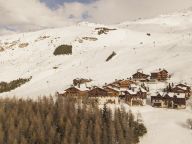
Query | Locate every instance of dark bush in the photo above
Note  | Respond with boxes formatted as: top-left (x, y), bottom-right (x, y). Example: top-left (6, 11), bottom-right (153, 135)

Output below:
top-left (106, 51), bottom-right (116, 62)
top-left (53, 45), bottom-right (72, 55)
top-left (0, 77), bottom-right (32, 93)
top-left (95, 27), bottom-right (117, 35)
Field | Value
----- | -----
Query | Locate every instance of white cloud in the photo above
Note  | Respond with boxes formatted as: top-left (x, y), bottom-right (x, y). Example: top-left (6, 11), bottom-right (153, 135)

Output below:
top-left (85, 0), bottom-right (192, 24)
top-left (0, 0), bottom-right (75, 34)
top-left (56, 0), bottom-right (192, 25)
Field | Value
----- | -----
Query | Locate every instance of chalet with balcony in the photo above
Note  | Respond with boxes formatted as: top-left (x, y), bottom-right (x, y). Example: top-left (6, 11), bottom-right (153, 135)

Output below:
top-left (112, 79), bottom-right (137, 88)
top-left (173, 84), bottom-right (191, 97)
top-left (88, 87), bottom-right (119, 104)
top-left (132, 71), bottom-right (149, 82)
top-left (88, 87), bottom-right (108, 97)
top-left (150, 69), bottom-right (169, 81)
top-left (151, 92), bottom-right (186, 109)
top-left (120, 85), bottom-right (147, 106)
top-left (61, 86), bottom-right (88, 97)
top-left (103, 86), bottom-right (120, 97)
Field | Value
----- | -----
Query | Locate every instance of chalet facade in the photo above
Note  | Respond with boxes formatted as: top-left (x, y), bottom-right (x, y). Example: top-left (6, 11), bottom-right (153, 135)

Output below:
top-left (151, 92), bottom-right (186, 109)
top-left (103, 86), bottom-right (120, 97)
top-left (120, 85), bottom-right (147, 106)
top-left (61, 86), bottom-right (88, 97)
top-left (112, 79), bottom-right (136, 88)
top-left (150, 69), bottom-right (169, 81)
top-left (88, 87), bottom-right (119, 104)
top-left (132, 71), bottom-right (149, 82)
top-left (88, 87), bottom-right (108, 97)
top-left (63, 87), bottom-right (81, 97)
top-left (171, 84), bottom-right (191, 98)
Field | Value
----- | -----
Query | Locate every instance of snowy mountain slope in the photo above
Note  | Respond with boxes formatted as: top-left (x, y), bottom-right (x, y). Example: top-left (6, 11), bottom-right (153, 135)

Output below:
top-left (0, 11), bottom-right (192, 98)
top-left (0, 14), bottom-right (192, 96)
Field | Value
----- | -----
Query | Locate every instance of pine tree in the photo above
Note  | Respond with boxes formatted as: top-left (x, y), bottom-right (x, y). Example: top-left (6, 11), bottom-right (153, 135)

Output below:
top-left (0, 124), bottom-right (4, 144)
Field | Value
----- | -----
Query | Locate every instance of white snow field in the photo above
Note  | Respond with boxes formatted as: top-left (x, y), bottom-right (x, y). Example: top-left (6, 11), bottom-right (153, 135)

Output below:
top-left (0, 10), bottom-right (192, 144)
top-left (131, 106), bottom-right (192, 144)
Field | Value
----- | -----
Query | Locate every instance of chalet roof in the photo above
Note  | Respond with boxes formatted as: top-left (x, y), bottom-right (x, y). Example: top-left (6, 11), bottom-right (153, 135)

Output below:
top-left (129, 84), bottom-right (147, 93)
top-left (107, 83), bottom-right (120, 89)
top-left (140, 88), bottom-right (147, 93)
top-left (132, 71), bottom-right (149, 77)
top-left (176, 84), bottom-right (190, 89)
top-left (155, 92), bottom-right (186, 99)
top-left (151, 93), bottom-right (162, 98)
top-left (176, 86), bottom-right (187, 91)
top-left (126, 85), bottom-right (147, 95)
top-left (151, 69), bottom-right (168, 74)
top-left (65, 86), bottom-right (81, 92)
top-left (127, 90), bottom-right (137, 95)
top-left (173, 93), bottom-right (186, 98)
top-left (103, 86), bottom-right (120, 92)
top-left (130, 84), bottom-right (138, 88)
top-left (118, 79), bottom-right (136, 84)
top-left (120, 87), bottom-right (129, 91)
top-left (77, 85), bottom-right (90, 91)
top-left (89, 87), bottom-right (107, 92)
top-left (105, 85), bottom-right (121, 91)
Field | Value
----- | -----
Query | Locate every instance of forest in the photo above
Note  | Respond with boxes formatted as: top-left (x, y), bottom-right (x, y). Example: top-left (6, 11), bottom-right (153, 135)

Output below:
top-left (0, 96), bottom-right (147, 144)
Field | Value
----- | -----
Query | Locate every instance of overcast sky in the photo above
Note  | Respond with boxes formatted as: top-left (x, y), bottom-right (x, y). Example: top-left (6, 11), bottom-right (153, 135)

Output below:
top-left (1, 0), bottom-right (192, 33)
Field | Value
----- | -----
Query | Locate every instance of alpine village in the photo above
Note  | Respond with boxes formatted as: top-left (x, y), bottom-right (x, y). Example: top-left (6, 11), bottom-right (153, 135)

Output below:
top-left (58, 68), bottom-right (191, 109)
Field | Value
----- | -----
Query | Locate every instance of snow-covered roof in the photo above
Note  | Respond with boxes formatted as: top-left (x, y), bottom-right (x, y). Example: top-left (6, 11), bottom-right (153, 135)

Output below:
top-left (105, 85), bottom-right (119, 91)
top-left (133, 71), bottom-right (149, 76)
top-left (130, 84), bottom-right (138, 88)
top-left (140, 88), bottom-right (147, 93)
top-left (162, 92), bottom-right (185, 98)
top-left (119, 87), bottom-right (128, 91)
top-left (77, 85), bottom-right (90, 91)
top-left (151, 69), bottom-right (168, 73)
top-left (127, 90), bottom-right (137, 95)
top-left (104, 86), bottom-right (121, 92)
top-left (177, 86), bottom-right (187, 90)
top-left (173, 93), bottom-right (186, 98)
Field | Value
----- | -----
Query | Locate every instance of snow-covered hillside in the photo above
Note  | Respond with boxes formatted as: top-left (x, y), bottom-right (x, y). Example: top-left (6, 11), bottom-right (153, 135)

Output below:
top-left (1, 11), bottom-right (192, 97)
top-left (0, 10), bottom-right (192, 144)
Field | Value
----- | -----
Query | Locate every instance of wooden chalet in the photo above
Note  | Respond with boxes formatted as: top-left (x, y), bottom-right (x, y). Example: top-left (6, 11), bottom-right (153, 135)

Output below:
top-left (88, 87), bottom-right (108, 97)
top-left (112, 79), bottom-right (136, 88)
top-left (88, 87), bottom-right (120, 104)
top-left (151, 92), bottom-right (186, 109)
top-left (120, 85), bottom-right (147, 106)
top-left (172, 84), bottom-right (191, 98)
top-left (150, 69), bottom-right (169, 81)
top-left (132, 71), bottom-right (149, 82)
top-left (103, 86), bottom-right (120, 97)
top-left (61, 86), bottom-right (88, 97)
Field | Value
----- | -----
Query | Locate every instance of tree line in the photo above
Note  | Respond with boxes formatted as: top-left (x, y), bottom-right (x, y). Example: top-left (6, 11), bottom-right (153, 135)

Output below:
top-left (0, 77), bottom-right (32, 93)
top-left (0, 96), bottom-right (147, 144)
